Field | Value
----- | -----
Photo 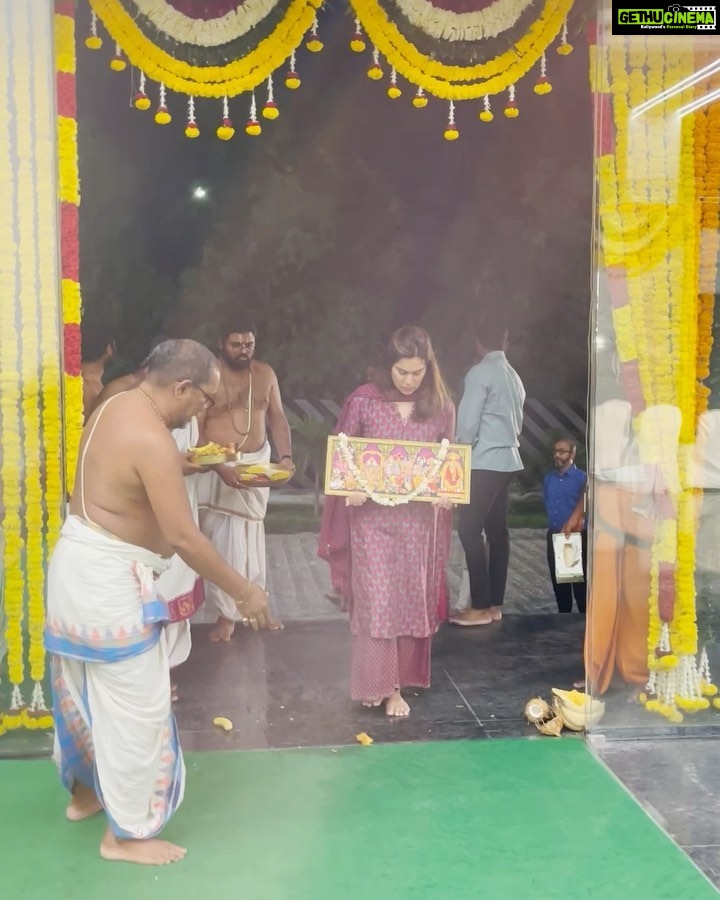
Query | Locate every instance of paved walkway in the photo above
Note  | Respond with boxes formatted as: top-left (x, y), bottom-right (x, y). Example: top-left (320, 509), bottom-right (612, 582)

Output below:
top-left (194, 529), bottom-right (556, 622)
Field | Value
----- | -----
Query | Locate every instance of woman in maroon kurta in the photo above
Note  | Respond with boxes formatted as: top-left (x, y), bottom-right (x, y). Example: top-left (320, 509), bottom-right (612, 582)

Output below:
top-left (319, 327), bottom-right (455, 717)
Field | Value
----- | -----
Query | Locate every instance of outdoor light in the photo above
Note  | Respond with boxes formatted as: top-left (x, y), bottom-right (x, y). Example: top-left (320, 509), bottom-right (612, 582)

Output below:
top-left (192, 185), bottom-right (208, 200)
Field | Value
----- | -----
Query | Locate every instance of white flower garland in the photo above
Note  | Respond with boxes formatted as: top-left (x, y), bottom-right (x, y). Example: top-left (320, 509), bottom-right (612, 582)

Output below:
top-left (131, 0), bottom-right (278, 47)
top-left (338, 432), bottom-right (450, 506)
top-left (389, 0), bottom-right (534, 43)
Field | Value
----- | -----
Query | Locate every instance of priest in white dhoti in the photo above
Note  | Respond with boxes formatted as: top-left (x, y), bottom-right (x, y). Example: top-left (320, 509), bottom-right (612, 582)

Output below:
top-left (198, 322), bottom-right (294, 640)
top-left (46, 339), bottom-right (272, 865)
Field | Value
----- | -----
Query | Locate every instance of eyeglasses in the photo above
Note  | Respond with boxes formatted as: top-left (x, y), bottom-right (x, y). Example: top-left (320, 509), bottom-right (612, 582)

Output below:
top-left (553, 449), bottom-right (572, 456)
top-left (230, 341), bottom-right (255, 351)
top-left (192, 383), bottom-right (215, 409)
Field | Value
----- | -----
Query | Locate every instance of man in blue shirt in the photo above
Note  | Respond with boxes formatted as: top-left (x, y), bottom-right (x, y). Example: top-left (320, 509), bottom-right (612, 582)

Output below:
top-left (451, 322), bottom-right (526, 626)
top-left (543, 438), bottom-right (587, 613)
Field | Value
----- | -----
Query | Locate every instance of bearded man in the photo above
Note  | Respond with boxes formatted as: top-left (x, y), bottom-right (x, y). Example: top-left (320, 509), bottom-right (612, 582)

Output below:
top-left (198, 322), bottom-right (294, 641)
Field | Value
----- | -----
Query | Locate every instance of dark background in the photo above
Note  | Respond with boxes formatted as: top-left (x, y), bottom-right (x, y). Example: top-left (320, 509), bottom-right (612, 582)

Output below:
top-left (76, 3), bottom-right (594, 404)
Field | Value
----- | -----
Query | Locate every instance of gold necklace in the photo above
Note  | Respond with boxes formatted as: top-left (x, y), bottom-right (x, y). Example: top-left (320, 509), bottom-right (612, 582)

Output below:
top-left (136, 386), bottom-right (168, 426)
top-left (223, 368), bottom-right (254, 449)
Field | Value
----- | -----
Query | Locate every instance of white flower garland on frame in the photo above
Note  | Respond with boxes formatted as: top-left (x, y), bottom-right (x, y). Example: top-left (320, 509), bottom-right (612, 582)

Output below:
top-left (389, 0), bottom-right (534, 43)
top-left (131, 0), bottom-right (278, 47)
top-left (338, 432), bottom-right (450, 507)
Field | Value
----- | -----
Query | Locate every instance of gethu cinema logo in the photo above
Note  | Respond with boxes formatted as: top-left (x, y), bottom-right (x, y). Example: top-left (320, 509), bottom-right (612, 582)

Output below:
top-left (617, 6), bottom-right (716, 27)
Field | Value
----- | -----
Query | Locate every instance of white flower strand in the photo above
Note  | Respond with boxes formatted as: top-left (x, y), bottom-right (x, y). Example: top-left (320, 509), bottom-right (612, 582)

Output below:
top-left (338, 433), bottom-right (450, 507)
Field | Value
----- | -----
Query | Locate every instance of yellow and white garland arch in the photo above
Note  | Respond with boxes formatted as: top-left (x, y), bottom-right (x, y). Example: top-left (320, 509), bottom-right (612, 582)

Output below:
top-left (85, 0), bottom-right (577, 140)
top-left (390, 0), bottom-right (534, 44)
top-left (132, 0), bottom-right (279, 46)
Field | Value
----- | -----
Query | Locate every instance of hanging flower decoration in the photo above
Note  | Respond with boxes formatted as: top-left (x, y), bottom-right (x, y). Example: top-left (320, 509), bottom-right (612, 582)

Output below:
top-left (413, 86), bottom-right (428, 108)
top-left (85, 9), bottom-right (103, 49)
top-left (391, 0), bottom-right (534, 43)
top-left (88, 0), bottom-right (323, 97)
top-left (134, 70), bottom-right (151, 109)
top-left (443, 100), bottom-right (459, 140)
top-left (504, 83), bottom-right (519, 117)
top-left (556, 18), bottom-right (573, 55)
top-left (154, 81), bottom-right (171, 124)
top-left (348, 0), bottom-right (574, 102)
top-left (479, 93), bottom-right (493, 121)
top-left (367, 45), bottom-right (383, 80)
top-left (305, 14), bottom-right (323, 51)
top-left (285, 49), bottom-right (301, 89)
top-left (0, 0), bottom-right (70, 736)
top-left (217, 95), bottom-right (234, 139)
top-left (85, 0), bottom-right (576, 141)
top-left (387, 67), bottom-right (401, 99)
top-left (262, 74), bottom-right (279, 119)
top-left (350, 19), bottom-right (366, 52)
top-left (533, 52), bottom-right (552, 94)
top-left (591, 28), bottom-right (720, 723)
top-left (110, 41), bottom-right (126, 70)
top-left (245, 92), bottom-right (262, 135)
top-left (185, 95), bottom-right (199, 137)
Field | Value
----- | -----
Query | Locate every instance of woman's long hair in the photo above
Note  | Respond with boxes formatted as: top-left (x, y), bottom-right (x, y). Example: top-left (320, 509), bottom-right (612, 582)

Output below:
top-left (369, 326), bottom-right (452, 420)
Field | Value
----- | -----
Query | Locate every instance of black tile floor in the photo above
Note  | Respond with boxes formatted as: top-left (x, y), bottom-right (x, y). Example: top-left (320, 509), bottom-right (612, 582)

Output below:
top-left (173, 614), bottom-right (587, 750)
top-left (597, 737), bottom-right (720, 889)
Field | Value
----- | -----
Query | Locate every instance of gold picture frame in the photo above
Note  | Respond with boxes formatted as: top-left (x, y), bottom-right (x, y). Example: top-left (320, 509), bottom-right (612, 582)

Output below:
top-left (324, 436), bottom-right (472, 504)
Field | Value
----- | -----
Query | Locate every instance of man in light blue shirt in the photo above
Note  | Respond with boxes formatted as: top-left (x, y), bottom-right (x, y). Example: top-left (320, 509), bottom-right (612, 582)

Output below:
top-left (450, 322), bottom-right (525, 626)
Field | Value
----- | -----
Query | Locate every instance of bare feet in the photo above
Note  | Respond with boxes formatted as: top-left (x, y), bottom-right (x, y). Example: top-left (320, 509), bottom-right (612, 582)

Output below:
top-left (449, 609), bottom-right (493, 627)
top-left (209, 617), bottom-right (235, 642)
top-left (362, 697), bottom-right (383, 708)
top-left (385, 690), bottom-right (410, 717)
top-left (66, 783), bottom-right (102, 822)
top-left (100, 829), bottom-right (187, 866)
top-left (489, 607), bottom-right (503, 622)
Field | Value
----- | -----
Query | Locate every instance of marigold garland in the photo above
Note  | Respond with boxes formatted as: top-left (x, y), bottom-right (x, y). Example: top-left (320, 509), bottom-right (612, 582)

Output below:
top-left (0, 1), bottom-right (27, 698)
top-left (56, 2), bottom-right (84, 498)
top-left (349, 0), bottom-right (573, 99)
top-left (13, 3), bottom-right (46, 702)
top-left (593, 26), bottom-right (719, 721)
top-left (0, 2), bottom-right (64, 735)
top-left (132, 0), bottom-right (278, 47)
top-left (89, 0), bottom-right (322, 97)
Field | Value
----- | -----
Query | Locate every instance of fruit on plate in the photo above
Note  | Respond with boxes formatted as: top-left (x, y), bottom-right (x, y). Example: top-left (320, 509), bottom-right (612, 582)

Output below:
top-left (189, 442), bottom-right (234, 465)
top-left (236, 463), bottom-right (292, 483)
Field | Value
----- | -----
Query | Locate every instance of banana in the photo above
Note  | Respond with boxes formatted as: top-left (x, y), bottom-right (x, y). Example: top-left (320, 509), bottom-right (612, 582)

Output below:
top-left (244, 464), bottom-right (271, 475)
top-left (212, 716), bottom-right (233, 731)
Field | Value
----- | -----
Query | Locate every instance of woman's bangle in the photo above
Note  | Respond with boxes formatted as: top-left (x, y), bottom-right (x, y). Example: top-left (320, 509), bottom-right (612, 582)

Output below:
top-left (280, 454), bottom-right (292, 461)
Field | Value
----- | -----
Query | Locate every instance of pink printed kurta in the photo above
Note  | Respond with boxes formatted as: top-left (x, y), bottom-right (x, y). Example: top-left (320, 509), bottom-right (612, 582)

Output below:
top-left (319, 384), bottom-right (454, 700)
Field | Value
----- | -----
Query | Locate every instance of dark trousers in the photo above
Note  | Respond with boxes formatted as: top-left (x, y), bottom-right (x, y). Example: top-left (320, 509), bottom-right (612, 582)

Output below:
top-left (546, 529), bottom-right (587, 614)
top-left (458, 470), bottom-right (514, 610)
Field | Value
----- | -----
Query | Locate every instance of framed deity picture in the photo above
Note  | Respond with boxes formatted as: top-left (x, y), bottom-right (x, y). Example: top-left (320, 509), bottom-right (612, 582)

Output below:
top-left (324, 435), bottom-right (472, 504)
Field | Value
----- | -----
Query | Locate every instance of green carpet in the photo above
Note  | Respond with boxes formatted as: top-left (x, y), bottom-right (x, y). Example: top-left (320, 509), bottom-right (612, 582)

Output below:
top-left (1, 740), bottom-right (714, 900)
